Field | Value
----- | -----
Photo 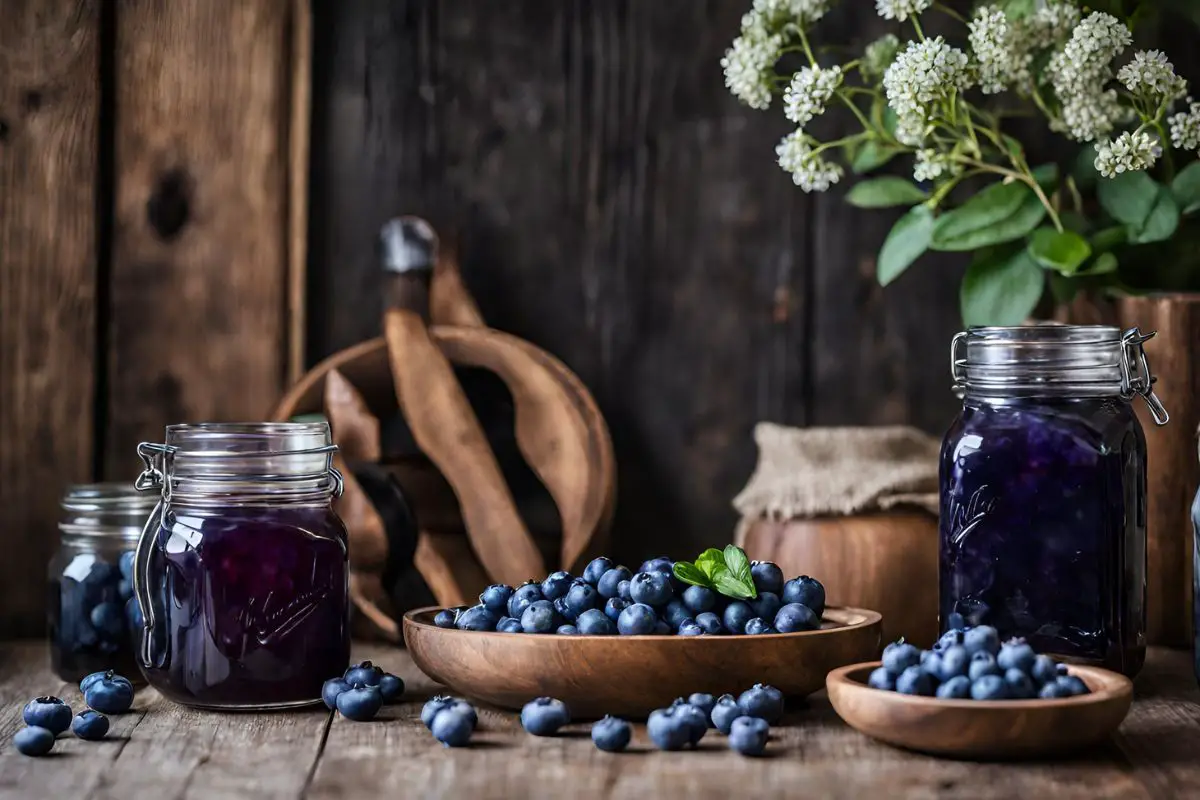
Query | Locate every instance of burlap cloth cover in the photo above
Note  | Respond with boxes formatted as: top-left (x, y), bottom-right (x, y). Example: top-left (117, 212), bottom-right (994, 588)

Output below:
top-left (733, 423), bottom-right (941, 524)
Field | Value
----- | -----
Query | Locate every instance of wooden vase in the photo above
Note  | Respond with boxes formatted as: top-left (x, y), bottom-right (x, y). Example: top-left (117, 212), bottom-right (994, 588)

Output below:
top-left (1117, 294), bottom-right (1200, 648)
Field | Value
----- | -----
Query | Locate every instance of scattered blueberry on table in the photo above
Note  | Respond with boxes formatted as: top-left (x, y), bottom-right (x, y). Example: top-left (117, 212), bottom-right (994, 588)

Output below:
top-left (12, 726), bottom-right (55, 757)
top-left (669, 699), bottom-right (708, 746)
top-left (520, 697), bottom-right (571, 736)
top-left (737, 684), bottom-right (785, 724)
top-left (710, 694), bottom-right (743, 734)
top-left (869, 626), bottom-right (1093, 701)
top-left (336, 685), bottom-right (383, 721)
top-left (431, 705), bottom-right (475, 747)
top-left (322, 661), bottom-right (405, 720)
top-left (83, 668), bottom-right (135, 714)
top-left (72, 710), bottom-right (110, 740)
top-left (646, 705), bottom-right (692, 751)
top-left (728, 716), bottom-right (770, 756)
top-left (591, 715), bottom-right (632, 752)
top-left (22, 696), bottom-right (73, 735)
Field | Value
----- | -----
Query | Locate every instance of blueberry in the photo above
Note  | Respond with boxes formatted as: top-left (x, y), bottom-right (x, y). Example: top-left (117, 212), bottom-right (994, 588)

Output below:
top-left (431, 708), bottom-right (474, 747)
top-left (336, 685), bottom-right (383, 721)
top-left (553, 596), bottom-right (577, 622)
top-left (456, 605), bottom-right (498, 632)
top-left (694, 612), bottom-right (725, 635)
top-left (963, 625), bottom-right (1000, 657)
top-left (774, 602), bottom-right (820, 633)
top-left (119, 550), bottom-right (136, 581)
top-left (322, 678), bottom-right (351, 710)
top-left (937, 645), bottom-right (970, 681)
top-left (442, 699), bottom-right (478, 729)
top-left (540, 571), bottom-right (573, 602)
top-left (378, 673), bottom-right (405, 703)
top-left (936, 675), bottom-right (972, 699)
top-left (750, 561), bottom-right (784, 595)
top-left (967, 651), bottom-right (1001, 681)
top-left (681, 585), bottom-right (716, 614)
top-left (934, 628), bottom-right (965, 651)
top-left (744, 618), bottom-right (775, 635)
top-left (669, 699), bottom-right (708, 746)
top-left (617, 603), bottom-right (657, 635)
top-left (497, 617), bottom-right (524, 633)
top-left (421, 695), bottom-right (454, 729)
top-left (80, 670), bottom-right (131, 695)
top-left (997, 638), bottom-right (1037, 674)
top-left (629, 571), bottom-right (673, 606)
top-left (781, 576), bottom-right (825, 617)
top-left (710, 694), bottom-right (742, 734)
top-left (1004, 668), bottom-right (1035, 699)
top-left (738, 684), bottom-right (784, 723)
top-left (652, 620), bottom-right (671, 635)
top-left (1031, 654), bottom-right (1059, 686)
top-left (971, 674), bottom-right (1009, 701)
top-left (434, 608), bottom-right (459, 628)
top-left (565, 580), bottom-right (602, 617)
top-left (662, 599), bottom-right (692, 630)
top-left (479, 584), bottom-right (515, 616)
top-left (1056, 663), bottom-right (1071, 677)
top-left (12, 726), bottom-right (55, 757)
top-left (118, 579), bottom-right (134, 601)
top-left (556, 625), bottom-right (579, 635)
top-left (85, 677), bottom-right (134, 715)
top-left (896, 666), bottom-right (935, 696)
top-left (616, 580), bottom-right (632, 601)
top-left (521, 600), bottom-right (559, 634)
top-left (946, 612), bottom-right (966, 630)
top-left (23, 696), bottom-right (72, 735)
top-left (728, 716), bottom-right (769, 756)
top-left (344, 660), bottom-right (384, 687)
top-left (597, 567), bottom-right (632, 599)
top-left (577, 608), bottom-right (616, 635)
top-left (723, 601), bottom-right (754, 634)
top-left (639, 557), bottom-right (674, 575)
top-left (867, 667), bottom-right (895, 691)
top-left (90, 602), bottom-right (125, 639)
top-left (881, 641), bottom-right (922, 676)
top-left (1038, 681), bottom-right (1070, 699)
top-left (919, 650), bottom-right (944, 679)
top-left (604, 597), bottom-right (630, 622)
top-left (678, 620), bottom-right (705, 636)
top-left (749, 591), bottom-right (781, 622)
top-left (507, 582), bottom-right (545, 618)
top-left (521, 697), bottom-right (570, 736)
top-left (646, 706), bottom-right (691, 751)
top-left (1056, 675), bottom-right (1090, 696)
top-left (591, 715), bottom-right (632, 752)
top-left (583, 557), bottom-right (614, 585)
top-left (72, 710), bottom-right (110, 740)
top-left (688, 693), bottom-right (716, 721)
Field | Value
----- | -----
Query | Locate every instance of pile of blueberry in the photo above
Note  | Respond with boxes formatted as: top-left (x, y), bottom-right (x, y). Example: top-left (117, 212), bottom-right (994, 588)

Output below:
top-left (11, 670), bottom-right (136, 757)
top-left (422, 696), bottom-right (479, 746)
top-left (867, 625), bottom-right (1093, 700)
top-left (433, 556), bottom-right (826, 636)
top-left (321, 660), bottom-right (406, 721)
top-left (51, 550), bottom-right (142, 680)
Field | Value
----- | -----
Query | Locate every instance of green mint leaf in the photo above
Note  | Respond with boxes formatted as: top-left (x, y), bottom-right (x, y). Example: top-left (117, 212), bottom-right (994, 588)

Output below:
top-left (877, 205), bottom-right (935, 286)
top-left (694, 548), bottom-right (726, 581)
top-left (845, 177), bottom-right (928, 209)
top-left (713, 571), bottom-right (756, 600)
top-left (1027, 228), bottom-right (1091, 275)
top-left (1129, 186), bottom-right (1179, 244)
top-left (722, 545), bottom-right (757, 599)
top-left (930, 182), bottom-right (1047, 252)
top-left (961, 246), bottom-right (1044, 326)
top-left (1097, 170), bottom-right (1158, 227)
top-left (673, 561), bottom-right (714, 589)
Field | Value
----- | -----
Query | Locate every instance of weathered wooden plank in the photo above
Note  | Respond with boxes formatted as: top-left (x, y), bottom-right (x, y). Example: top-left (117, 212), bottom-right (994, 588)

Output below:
top-left (104, 0), bottom-right (297, 476)
top-left (0, 0), bottom-right (99, 637)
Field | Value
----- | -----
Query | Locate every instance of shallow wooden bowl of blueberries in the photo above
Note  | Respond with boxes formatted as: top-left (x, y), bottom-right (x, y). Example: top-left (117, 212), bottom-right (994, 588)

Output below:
top-left (404, 605), bottom-right (882, 718)
top-left (826, 661), bottom-right (1133, 760)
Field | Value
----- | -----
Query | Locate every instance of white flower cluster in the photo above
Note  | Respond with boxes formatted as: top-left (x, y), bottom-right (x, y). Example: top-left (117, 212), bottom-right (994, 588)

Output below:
top-left (913, 149), bottom-right (962, 182)
top-left (883, 37), bottom-right (972, 146)
top-left (1169, 99), bottom-right (1200, 150)
top-left (751, 0), bottom-right (831, 28)
top-left (875, 0), bottom-right (932, 23)
top-left (1047, 12), bottom-right (1132, 141)
top-left (722, 31), bottom-right (783, 109)
top-left (1117, 50), bottom-right (1187, 102)
top-left (969, 6), bottom-right (1029, 94)
top-left (1019, 1), bottom-right (1081, 51)
top-left (1093, 131), bottom-right (1160, 177)
top-left (784, 65), bottom-right (843, 126)
top-left (776, 131), bottom-right (843, 192)
top-left (863, 34), bottom-right (900, 79)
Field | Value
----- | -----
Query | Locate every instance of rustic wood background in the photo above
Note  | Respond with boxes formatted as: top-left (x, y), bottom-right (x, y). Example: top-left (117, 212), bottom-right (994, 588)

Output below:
top-left (5, 0), bottom-right (1193, 637)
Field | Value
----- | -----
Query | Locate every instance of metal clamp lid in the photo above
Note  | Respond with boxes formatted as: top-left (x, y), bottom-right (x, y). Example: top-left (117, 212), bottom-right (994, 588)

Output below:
top-left (1119, 327), bottom-right (1169, 425)
top-left (134, 440), bottom-right (345, 500)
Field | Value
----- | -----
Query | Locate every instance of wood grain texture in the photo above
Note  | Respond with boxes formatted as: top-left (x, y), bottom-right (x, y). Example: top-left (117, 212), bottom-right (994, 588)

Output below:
top-left (7, 642), bottom-right (1200, 798)
top-left (105, 0), bottom-right (296, 478)
top-left (0, 0), bottom-right (99, 637)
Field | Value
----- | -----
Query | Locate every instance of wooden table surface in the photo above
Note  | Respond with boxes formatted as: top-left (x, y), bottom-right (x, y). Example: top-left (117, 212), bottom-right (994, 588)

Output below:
top-left (2, 642), bottom-right (1200, 799)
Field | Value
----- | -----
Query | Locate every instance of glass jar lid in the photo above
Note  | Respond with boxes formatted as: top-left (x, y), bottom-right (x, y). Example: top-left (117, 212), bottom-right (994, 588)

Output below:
top-left (60, 482), bottom-right (159, 540)
top-left (950, 324), bottom-right (1168, 424)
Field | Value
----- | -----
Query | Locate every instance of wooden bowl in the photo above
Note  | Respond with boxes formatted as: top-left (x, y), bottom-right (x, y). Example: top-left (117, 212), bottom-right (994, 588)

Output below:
top-left (404, 605), bottom-right (883, 718)
top-left (826, 661), bottom-right (1133, 760)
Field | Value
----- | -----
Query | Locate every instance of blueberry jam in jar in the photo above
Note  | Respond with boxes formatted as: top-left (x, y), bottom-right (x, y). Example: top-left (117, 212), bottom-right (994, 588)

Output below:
top-left (940, 326), bottom-right (1168, 677)
top-left (133, 422), bottom-right (350, 710)
top-left (48, 484), bottom-right (155, 683)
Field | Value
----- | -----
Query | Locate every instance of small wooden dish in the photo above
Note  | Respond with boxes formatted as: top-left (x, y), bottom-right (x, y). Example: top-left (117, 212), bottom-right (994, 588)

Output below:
top-left (404, 605), bottom-right (882, 718)
top-left (826, 661), bottom-right (1133, 760)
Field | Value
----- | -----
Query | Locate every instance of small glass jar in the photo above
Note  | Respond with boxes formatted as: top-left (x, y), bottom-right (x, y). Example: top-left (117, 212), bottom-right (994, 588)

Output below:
top-left (940, 325), bottom-right (1167, 677)
top-left (132, 422), bottom-right (350, 710)
top-left (48, 483), bottom-right (157, 683)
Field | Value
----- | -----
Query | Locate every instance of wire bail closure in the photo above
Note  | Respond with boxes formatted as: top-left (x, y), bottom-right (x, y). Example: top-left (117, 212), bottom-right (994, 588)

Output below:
top-left (133, 440), bottom-right (345, 500)
top-left (1120, 327), bottom-right (1169, 425)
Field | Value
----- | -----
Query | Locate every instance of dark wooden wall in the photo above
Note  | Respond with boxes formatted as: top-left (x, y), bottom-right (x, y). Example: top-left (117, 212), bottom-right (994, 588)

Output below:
top-left (307, 0), bottom-right (964, 565)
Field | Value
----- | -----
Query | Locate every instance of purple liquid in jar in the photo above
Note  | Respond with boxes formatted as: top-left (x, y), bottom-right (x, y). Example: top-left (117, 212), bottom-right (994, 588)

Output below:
top-left (139, 505), bottom-right (350, 708)
top-left (939, 396), bottom-right (1146, 676)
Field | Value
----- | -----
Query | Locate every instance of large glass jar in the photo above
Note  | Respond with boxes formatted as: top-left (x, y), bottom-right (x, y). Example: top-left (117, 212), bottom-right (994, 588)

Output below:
top-left (133, 422), bottom-right (350, 710)
top-left (48, 484), bottom-right (157, 683)
top-left (939, 325), bottom-right (1168, 678)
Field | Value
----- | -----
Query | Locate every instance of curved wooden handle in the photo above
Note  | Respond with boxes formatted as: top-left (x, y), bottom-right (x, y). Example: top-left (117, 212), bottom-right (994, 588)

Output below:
top-left (385, 309), bottom-right (545, 585)
top-left (429, 237), bottom-right (485, 328)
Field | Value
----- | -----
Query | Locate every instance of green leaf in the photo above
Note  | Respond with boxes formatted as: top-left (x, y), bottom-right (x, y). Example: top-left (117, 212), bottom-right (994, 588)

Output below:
top-left (1048, 272), bottom-right (1078, 306)
top-left (694, 548), bottom-right (725, 580)
top-left (713, 571), bottom-right (757, 600)
top-left (1001, 135), bottom-right (1023, 160)
top-left (877, 205), bottom-right (935, 286)
top-left (1090, 225), bottom-right (1127, 252)
top-left (1172, 161), bottom-right (1200, 214)
top-left (931, 182), bottom-right (1047, 251)
top-left (961, 247), bottom-right (1045, 326)
top-left (1097, 170), bottom-right (1159, 227)
top-left (673, 561), bottom-right (714, 589)
top-left (1027, 228), bottom-right (1092, 275)
top-left (1130, 187), bottom-right (1179, 243)
top-left (723, 545), bottom-right (751, 581)
top-left (1071, 147), bottom-right (1099, 192)
top-left (846, 177), bottom-right (928, 208)
top-left (1032, 163), bottom-right (1059, 190)
top-left (852, 140), bottom-right (902, 174)
top-left (1085, 252), bottom-right (1119, 275)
